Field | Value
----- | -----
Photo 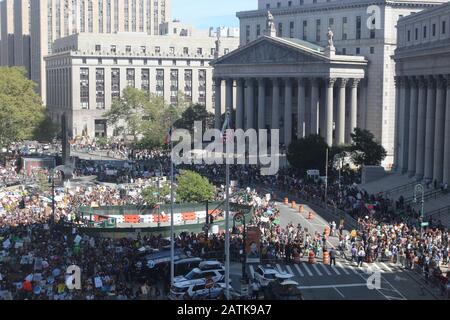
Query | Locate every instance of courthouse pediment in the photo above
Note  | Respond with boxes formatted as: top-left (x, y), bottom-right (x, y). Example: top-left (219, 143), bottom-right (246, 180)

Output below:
top-left (212, 36), bottom-right (329, 66)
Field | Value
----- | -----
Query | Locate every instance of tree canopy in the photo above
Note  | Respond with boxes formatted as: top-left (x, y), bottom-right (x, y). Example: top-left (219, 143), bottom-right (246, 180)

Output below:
top-left (174, 104), bottom-right (214, 132)
top-left (350, 128), bottom-right (387, 166)
top-left (141, 183), bottom-right (171, 207)
top-left (287, 134), bottom-right (329, 175)
top-left (176, 170), bottom-right (215, 203)
top-left (103, 87), bottom-right (187, 149)
top-left (0, 67), bottom-right (49, 147)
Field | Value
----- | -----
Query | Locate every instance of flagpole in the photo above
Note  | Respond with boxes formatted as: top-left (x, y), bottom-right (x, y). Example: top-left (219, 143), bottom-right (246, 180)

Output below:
top-left (224, 111), bottom-right (230, 300)
top-left (170, 120), bottom-right (175, 286)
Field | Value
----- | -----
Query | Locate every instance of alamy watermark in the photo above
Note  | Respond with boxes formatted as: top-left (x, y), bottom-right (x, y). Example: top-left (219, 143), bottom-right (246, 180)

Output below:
top-left (171, 121), bottom-right (280, 175)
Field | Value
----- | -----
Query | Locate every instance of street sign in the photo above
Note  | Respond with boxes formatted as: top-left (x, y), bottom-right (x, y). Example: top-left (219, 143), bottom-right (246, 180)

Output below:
top-left (147, 260), bottom-right (155, 269)
top-left (421, 222), bottom-right (429, 227)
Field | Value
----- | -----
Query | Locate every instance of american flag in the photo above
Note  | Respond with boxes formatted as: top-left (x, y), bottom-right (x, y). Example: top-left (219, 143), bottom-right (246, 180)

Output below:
top-left (221, 113), bottom-right (234, 143)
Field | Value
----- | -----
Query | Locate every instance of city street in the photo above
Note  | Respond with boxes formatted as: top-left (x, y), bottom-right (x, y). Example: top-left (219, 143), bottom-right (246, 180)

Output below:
top-left (230, 202), bottom-right (443, 300)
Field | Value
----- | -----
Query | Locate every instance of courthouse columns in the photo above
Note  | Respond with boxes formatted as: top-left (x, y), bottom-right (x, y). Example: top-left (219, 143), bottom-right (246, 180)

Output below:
top-left (433, 76), bottom-right (446, 183)
top-left (297, 78), bottom-right (306, 139)
top-left (284, 78), bottom-right (293, 147)
top-left (424, 76), bottom-right (437, 182)
top-left (214, 78), bottom-right (222, 129)
top-left (349, 79), bottom-right (360, 143)
top-left (225, 79), bottom-right (234, 123)
top-left (443, 75), bottom-right (450, 184)
top-left (407, 77), bottom-right (419, 177)
top-left (415, 77), bottom-right (427, 180)
top-left (235, 79), bottom-right (245, 130)
top-left (325, 78), bottom-right (336, 146)
top-left (337, 78), bottom-right (347, 145)
top-left (397, 77), bottom-right (408, 173)
top-left (245, 78), bottom-right (255, 131)
top-left (272, 79), bottom-right (280, 131)
top-left (258, 78), bottom-right (266, 130)
top-left (310, 78), bottom-right (320, 135)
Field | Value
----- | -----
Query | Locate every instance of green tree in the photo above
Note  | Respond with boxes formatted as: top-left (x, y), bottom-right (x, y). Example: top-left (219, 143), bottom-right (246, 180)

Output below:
top-left (174, 104), bottom-right (214, 132)
top-left (176, 170), bottom-right (215, 203)
top-left (0, 67), bottom-right (46, 148)
top-left (350, 128), bottom-right (387, 166)
top-left (287, 135), bottom-right (329, 175)
top-left (33, 115), bottom-right (61, 142)
top-left (141, 183), bottom-right (171, 207)
top-left (36, 171), bottom-right (51, 193)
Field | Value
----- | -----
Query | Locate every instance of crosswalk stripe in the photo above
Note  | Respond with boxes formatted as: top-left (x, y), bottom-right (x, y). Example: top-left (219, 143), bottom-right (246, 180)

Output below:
top-left (285, 265), bottom-right (294, 276)
top-left (336, 262), bottom-right (350, 275)
top-left (371, 263), bottom-right (385, 273)
top-left (302, 263), bottom-right (314, 276)
top-left (294, 264), bottom-right (304, 277)
top-left (331, 264), bottom-right (341, 275)
top-left (348, 264), bottom-right (361, 274)
top-left (319, 263), bottom-right (332, 276)
top-left (311, 263), bottom-right (323, 276)
top-left (276, 264), bottom-right (284, 273)
top-left (380, 262), bottom-right (393, 272)
top-left (249, 265), bottom-right (255, 279)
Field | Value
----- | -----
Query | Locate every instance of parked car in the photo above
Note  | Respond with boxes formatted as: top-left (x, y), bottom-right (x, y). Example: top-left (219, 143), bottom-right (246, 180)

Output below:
top-left (174, 257), bottom-right (203, 277)
top-left (198, 260), bottom-right (223, 271)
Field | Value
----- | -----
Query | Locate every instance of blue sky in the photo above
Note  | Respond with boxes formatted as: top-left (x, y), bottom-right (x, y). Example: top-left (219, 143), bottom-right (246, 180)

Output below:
top-left (172, 0), bottom-right (257, 29)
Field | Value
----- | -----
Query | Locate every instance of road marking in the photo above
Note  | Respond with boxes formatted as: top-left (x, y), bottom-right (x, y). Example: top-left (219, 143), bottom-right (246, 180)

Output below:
top-left (371, 263), bottom-right (385, 273)
top-left (311, 264), bottom-right (323, 276)
top-left (337, 262), bottom-right (350, 275)
top-left (294, 264), bottom-right (304, 277)
top-left (334, 287), bottom-right (346, 298)
top-left (331, 264), bottom-right (341, 275)
top-left (276, 264), bottom-right (284, 273)
top-left (297, 283), bottom-right (368, 290)
top-left (302, 263), bottom-right (314, 276)
top-left (319, 263), bottom-right (332, 276)
top-left (249, 265), bottom-right (255, 279)
top-left (285, 265), bottom-right (294, 276)
top-left (380, 262), bottom-right (393, 272)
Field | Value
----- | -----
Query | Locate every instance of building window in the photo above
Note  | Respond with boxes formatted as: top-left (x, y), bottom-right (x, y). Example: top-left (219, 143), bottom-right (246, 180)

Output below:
top-left (257, 24), bottom-right (261, 37)
top-left (170, 69), bottom-right (179, 104)
top-left (415, 28), bottom-right (418, 40)
top-left (423, 26), bottom-right (427, 39)
top-left (316, 19), bottom-right (321, 42)
top-left (407, 30), bottom-right (411, 42)
top-left (370, 18), bottom-right (376, 39)
top-left (169, 47), bottom-right (175, 54)
top-left (442, 21), bottom-right (446, 34)
top-left (95, 45), bottom-right (101, 52)
top-left (96, 68), bottom-right (105, 110)
top-left (356, 47), bottom-right (360, 54)
top-left (246, 25), bottom-right (250, 44)
top-left (278, 23), bottom-right (283, 37)
top-left (342, 17), bottom-right (347, 40)
top-left (290, 21), bottom-right (294, 38)
top-left (198, 69), bottom-right (206, 105)
top-left (288, 1), bottom-right (292, 6)
top-left (141, 46), bottom-right (147, 54)
top-left (303, 21), bottom-right (308, 40)
top-left (432, 24), bottom-right (436, 37)
top-left (94, 120), bottom-right (107, 138)
top-left (183, 47), bottom-right (189, 55)
top-left (111, 68), bottom-right (120, 100)
top-left (80, 68), bottom-right (89, 109)
top-left (126, 46), bottom-right (132, 53)
top-left (155, 46), bottom-right (161, 54)
top-left (126, 69), bottom-right (135, 87)
top-left (342, 48), bottom-right (346, 55)
top-left (370, 47), bottom-right (375, 54)
top-left (141, 69), bottom-right (150, 93)
top-left (184, 70), bottom-right (192, 102)
top-left (156, 69), bottom-right (164, 96)
top-left (356, 16), bottom-right (361, 40)
top-left (111, 45), bottom-right (116, 53)
top-left (197, 48), bottom-right (203, 55)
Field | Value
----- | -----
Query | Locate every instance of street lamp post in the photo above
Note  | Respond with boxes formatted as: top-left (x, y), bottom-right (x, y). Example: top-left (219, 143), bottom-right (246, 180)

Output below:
top-left (413, 184), bottom-right (425, 233)
top-left (232, 211), bottom-right (249, 297)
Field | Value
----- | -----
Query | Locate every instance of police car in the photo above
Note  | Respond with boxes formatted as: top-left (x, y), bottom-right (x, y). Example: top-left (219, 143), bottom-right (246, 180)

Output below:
top-left (254, 265), bottom-right (294, 287)
top-left (173, 266), bottom-right (225, 285)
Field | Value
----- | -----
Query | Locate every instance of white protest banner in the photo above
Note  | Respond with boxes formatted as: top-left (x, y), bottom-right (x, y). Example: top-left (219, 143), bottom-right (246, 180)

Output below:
top-left (2, 239), bottom-right (11, 249)
top-left (74, 235), bottom-right (82, 245)
top-left (94, 277), bottom-right (103, 288)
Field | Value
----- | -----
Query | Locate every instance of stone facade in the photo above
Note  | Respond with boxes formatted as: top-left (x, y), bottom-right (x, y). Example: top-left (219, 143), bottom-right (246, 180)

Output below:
top-left (236, 0), bottom-right (448, 168)
top-left (44, 32), bottom-right (239, 138)
top-left (394, 2), bottom-right (450, 185)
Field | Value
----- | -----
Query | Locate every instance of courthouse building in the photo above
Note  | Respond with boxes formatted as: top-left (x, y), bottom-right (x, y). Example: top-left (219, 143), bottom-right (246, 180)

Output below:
top-left (212, 0), bottom-right (448, 167)
top-left (394, 2), bottom-right (450, 185)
